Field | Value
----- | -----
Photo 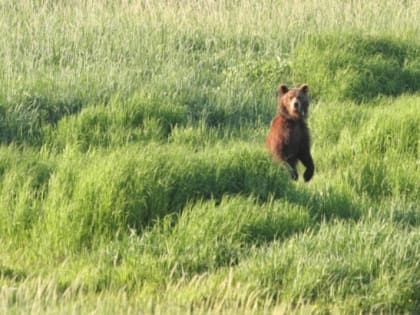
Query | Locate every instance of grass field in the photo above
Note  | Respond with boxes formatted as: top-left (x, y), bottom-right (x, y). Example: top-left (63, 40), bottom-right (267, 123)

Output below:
top-left (1, 1), bottom-right (419, 314)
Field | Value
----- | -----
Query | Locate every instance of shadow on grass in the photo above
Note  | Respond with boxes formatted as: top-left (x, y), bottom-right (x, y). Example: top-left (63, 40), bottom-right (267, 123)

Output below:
top-left (241, 182), bottom-right (362, 246)
top-left (0, 96), bottom-right (83, 146)
top-left (293, 34), bottom-right (420, 102)
top-left (0, 266), bottom-right (26, 282)
top-left (116, 150), bottom-right (362, 247)
top-left (390, 203), bottom-right (420, 228)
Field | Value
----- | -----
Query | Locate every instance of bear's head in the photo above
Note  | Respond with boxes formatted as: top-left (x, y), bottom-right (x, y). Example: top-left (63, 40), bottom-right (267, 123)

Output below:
top-left (277, 84), bottom-right (309, 120)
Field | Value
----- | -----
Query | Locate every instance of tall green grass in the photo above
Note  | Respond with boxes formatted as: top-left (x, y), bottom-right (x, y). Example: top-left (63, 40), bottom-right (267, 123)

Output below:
top-left (292, 34), bottom-right (420, 101)
top-left (1, 0), bottom-right (419, 313)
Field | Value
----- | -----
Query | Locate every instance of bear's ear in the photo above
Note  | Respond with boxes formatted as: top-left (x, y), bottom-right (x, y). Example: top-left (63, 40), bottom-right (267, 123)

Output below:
top-left (277, 84), bottom-right (289, 96)
top-left (299, 84), bottom-right (309, 94)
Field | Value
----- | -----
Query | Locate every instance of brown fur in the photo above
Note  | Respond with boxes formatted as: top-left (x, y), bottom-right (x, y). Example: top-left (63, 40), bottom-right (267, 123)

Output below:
top-left (266, 84), bottom-right (314, 181)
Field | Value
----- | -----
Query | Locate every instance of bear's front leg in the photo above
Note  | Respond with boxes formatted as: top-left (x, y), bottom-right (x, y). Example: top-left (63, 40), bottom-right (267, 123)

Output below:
top-left (285, 159), bottom-right (298, 181)
top-left (300, 152), bottom-right (314, 182)
top-left (290, 167), bottom-right (298, 181)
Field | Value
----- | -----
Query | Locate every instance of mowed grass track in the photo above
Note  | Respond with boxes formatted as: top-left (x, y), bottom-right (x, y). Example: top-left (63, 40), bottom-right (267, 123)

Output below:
top-left (1, 1), bottom-right (419, 314)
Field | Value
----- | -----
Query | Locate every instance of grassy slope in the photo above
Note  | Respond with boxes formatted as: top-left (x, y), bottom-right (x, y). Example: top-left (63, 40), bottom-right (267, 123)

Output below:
top-left (1, 1), bottom-right (419, 314)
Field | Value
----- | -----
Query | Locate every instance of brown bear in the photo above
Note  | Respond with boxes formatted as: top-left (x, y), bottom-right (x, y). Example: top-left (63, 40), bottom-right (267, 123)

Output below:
top-left (266, 83), bottom-right (314, 181)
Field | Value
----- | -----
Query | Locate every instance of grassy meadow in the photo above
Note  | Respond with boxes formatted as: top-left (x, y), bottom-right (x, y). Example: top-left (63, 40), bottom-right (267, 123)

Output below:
top-left (1, 0), bottom-right (420, 313)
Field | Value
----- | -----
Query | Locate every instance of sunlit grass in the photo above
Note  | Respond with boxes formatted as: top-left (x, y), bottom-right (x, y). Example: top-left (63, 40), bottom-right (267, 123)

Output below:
top-left (0, 0), bottom-right (419, 313)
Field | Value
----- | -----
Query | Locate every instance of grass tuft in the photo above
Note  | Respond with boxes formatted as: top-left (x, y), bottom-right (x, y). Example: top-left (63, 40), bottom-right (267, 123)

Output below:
top-left (292, 34), bottom-right (420, 102)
